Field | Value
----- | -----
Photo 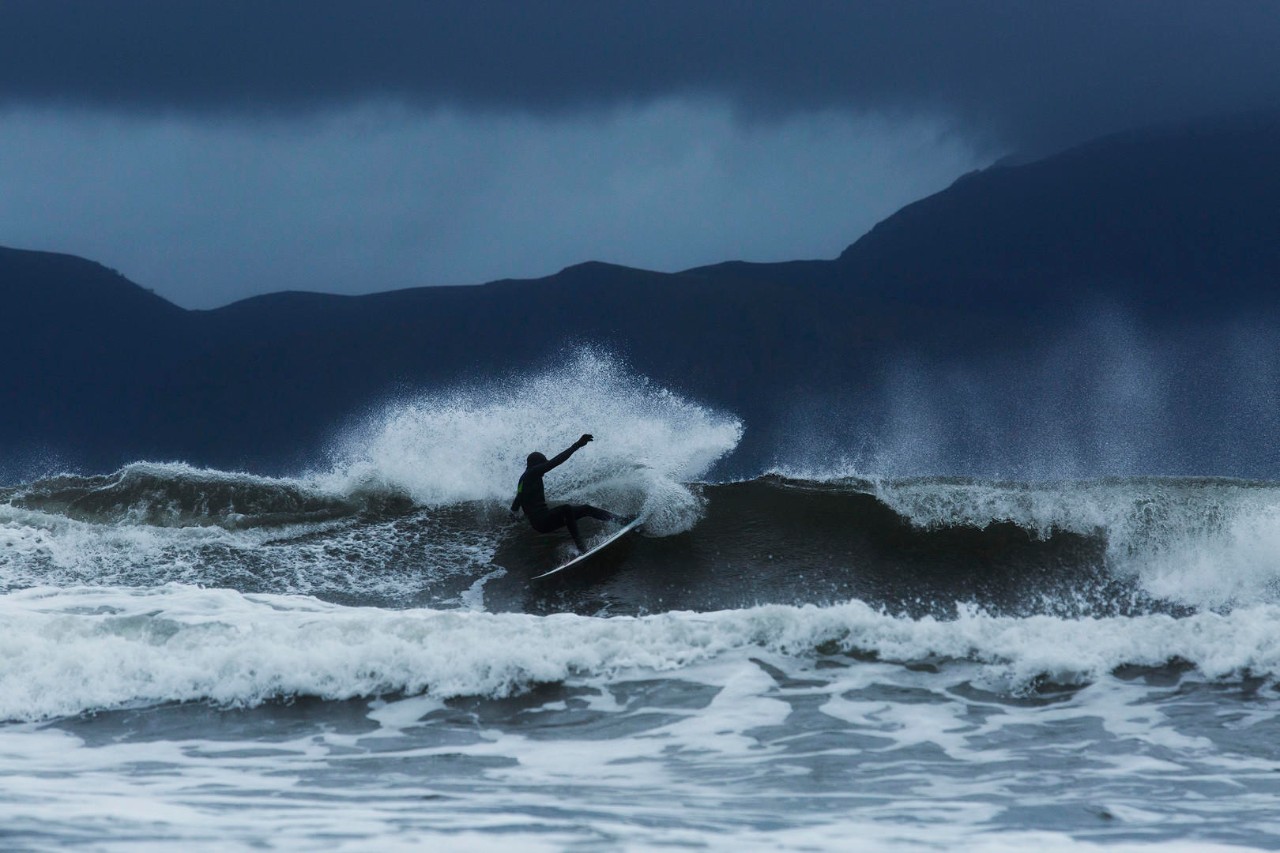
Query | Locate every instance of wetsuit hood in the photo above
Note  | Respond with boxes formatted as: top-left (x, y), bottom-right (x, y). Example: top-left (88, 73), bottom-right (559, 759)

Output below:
top-left (526, 451), bottom-right (547, 468)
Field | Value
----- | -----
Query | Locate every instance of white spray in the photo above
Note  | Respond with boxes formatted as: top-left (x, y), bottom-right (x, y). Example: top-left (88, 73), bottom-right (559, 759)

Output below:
top-left (319, 349), bottom-right (743, 535)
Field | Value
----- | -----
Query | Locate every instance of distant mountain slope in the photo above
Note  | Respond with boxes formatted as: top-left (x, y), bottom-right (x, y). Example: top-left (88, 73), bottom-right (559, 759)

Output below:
top-left (835, 111), bottom-right (1280, 311)
top-left (0, 249), bottom-right (193, 466)
top-left (2, 111), bottom-right (1277, 476)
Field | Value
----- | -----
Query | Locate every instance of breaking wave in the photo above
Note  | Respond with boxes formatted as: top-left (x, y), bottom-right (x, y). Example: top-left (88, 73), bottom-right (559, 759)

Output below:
top-left (3, 584), bottom-right (1278, 722)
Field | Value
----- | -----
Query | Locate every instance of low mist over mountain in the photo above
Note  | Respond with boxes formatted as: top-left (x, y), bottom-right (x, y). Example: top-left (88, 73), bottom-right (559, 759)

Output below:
top-left (4, 111), bottom-right (1278, 478)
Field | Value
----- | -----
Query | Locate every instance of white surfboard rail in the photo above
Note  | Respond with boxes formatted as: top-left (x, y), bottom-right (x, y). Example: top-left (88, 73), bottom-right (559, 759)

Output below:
top-left (531, 518), bottom-right (644, 580)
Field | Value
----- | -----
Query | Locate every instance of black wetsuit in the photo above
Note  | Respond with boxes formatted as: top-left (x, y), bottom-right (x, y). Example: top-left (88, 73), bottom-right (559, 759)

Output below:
top-left (511, 439), bottom-right (617, 552)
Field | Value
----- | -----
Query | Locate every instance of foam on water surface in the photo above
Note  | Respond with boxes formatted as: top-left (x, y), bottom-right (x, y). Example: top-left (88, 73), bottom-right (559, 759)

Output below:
top-left (2, 616), bottom-right (1276, 851)
top-left (4, 584), bottom-right (1280, 722)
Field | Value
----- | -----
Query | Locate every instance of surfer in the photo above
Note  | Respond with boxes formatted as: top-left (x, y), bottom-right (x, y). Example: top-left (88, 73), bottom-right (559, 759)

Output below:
top-left (511, 433), bottom-right (626, 554)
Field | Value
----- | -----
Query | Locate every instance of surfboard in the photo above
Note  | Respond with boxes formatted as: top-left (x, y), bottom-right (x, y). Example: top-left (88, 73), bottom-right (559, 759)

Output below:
top-left (531, 519), bottom-right (643, 580)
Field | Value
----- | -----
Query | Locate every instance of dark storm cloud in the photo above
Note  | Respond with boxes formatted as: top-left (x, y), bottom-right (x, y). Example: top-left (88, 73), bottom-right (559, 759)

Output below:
top-left (2, 0), bottom-right (1279, 152)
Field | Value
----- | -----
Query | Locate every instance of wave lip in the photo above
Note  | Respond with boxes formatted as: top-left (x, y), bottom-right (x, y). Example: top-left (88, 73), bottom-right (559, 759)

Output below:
top-left (4, 585), bottom-right (1279, 722)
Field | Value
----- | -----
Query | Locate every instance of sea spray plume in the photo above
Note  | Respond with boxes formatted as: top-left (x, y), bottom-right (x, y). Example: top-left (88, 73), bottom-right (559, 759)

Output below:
top-left (867, 308), bottom-right (1174, 479)
top-left (1223, 318), bottom-right (1280, 445)
top-left (776, 306), bottom-right (1280, 480)
top-left (320, 349), bottom-right (743, 534)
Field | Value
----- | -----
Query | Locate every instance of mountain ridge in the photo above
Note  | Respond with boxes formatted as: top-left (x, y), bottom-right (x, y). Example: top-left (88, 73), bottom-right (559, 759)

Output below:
top-left (3, 110), bottom-right (1278, 477)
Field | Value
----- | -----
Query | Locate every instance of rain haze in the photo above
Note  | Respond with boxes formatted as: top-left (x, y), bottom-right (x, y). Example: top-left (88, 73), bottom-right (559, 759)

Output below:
top-left (1, 0), bottom-right (1278, 307)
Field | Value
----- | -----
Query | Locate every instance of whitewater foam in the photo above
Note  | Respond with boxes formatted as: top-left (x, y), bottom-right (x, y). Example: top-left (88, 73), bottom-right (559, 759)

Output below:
top-left (4, 584), bottom-right (1279, 722)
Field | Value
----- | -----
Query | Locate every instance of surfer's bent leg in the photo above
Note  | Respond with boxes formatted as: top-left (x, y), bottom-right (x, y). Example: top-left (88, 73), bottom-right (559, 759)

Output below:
top-left (531, 505), bottom-right (617, 554)
top-left (557, 506), bottom-right (588, 553)
top-left (571, 504), bottom-right (620, 523)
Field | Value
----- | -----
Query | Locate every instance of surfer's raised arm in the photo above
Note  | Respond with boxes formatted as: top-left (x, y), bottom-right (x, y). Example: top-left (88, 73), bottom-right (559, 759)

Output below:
top-left (530, 434), bottom-right (593, 476)
top-left (511, 434), bottom-right (623, 555)
top-left (547, 433), bottom-right (592, 471)
top-left (511, 434), bottom-right (593, 514)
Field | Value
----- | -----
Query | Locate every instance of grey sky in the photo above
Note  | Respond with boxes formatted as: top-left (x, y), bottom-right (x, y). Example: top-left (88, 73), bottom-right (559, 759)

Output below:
top-left (1, 1), bottom-right (1277, 307)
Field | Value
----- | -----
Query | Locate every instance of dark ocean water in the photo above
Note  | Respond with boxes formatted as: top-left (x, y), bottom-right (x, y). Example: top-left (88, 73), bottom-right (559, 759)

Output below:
top-left (2, 357), bottom-right (1278, 851)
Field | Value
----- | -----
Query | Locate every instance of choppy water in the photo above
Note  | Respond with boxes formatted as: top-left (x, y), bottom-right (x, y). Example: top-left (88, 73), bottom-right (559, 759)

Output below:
top-left (2, 357), bottom-right (1278, 851)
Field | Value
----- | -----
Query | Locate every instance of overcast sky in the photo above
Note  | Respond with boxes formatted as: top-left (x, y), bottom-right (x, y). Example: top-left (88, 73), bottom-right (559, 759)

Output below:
top-left (2, 1), bottom-right (1278, 308)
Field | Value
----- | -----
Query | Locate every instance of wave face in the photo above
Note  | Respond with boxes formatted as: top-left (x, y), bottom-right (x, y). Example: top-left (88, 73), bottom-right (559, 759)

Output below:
top-left (5, 463), bottom-right (1278, 617)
